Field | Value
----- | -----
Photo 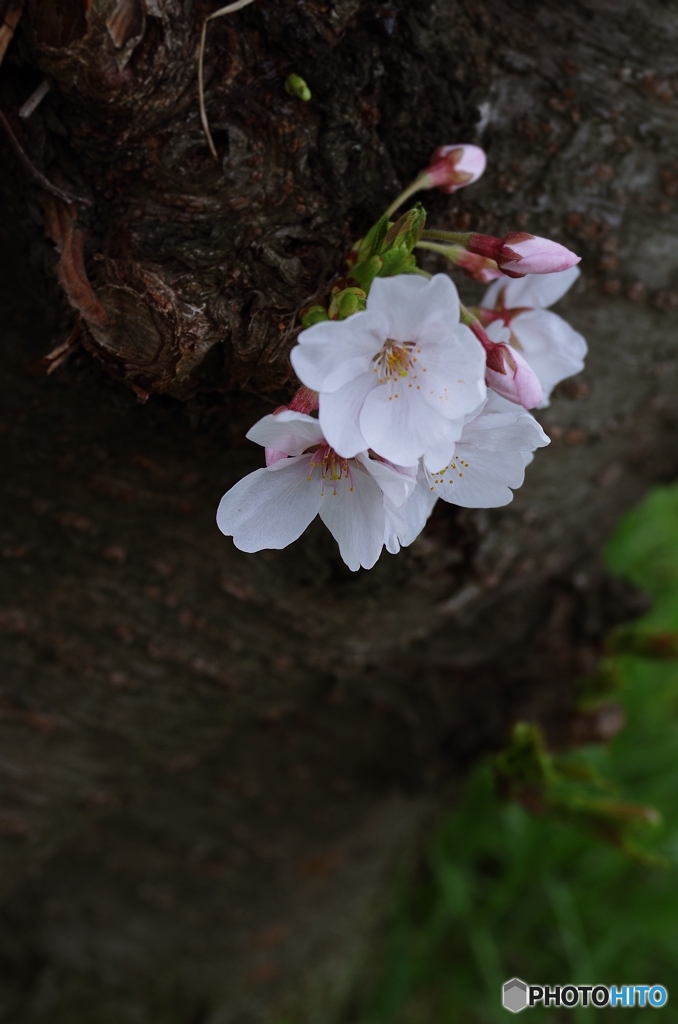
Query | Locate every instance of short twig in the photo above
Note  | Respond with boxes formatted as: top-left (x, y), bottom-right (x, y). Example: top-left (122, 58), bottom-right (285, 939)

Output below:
top-left (0, 108), bottom-right (90, 205)
top-left (20, 78), bottom-right (51, 119)
top-left (198, 0), bottom-right (257, 160)
top-left (0, 0), bottom-right (25, 68)
top-left (43, 321), bottom-right (82, 375)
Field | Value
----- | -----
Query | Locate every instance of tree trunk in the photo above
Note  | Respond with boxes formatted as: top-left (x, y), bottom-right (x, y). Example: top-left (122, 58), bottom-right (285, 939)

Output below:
top-left (1, 0), bottom-right (678, 1019)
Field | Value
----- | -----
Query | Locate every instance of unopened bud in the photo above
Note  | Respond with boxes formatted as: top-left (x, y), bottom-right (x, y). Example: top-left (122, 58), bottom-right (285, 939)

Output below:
top-left (499, 233), bottom-right (580, 274)
top-left (422, 144), bottom-right (487, 194)
top-left (300, 304), bottom-right (330, 328)
top-left (385, 148), bottom-right (485, 218)
top-left (382, 204), bottom-right (426, 252)
top-left (465, 232), bottom-right (580, 276)
top-left (284, 74), bottom-right (311, 102)
top-left (328, 287), bottom-right (367, 320)
top-left (472, 320), bottom-right (543, 409)
top-left (486, 346), bottom-right (544, 408)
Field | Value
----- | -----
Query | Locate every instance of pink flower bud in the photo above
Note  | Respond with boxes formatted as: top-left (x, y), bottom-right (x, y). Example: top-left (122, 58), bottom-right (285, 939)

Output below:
top-left (485, 346), bottom-right (544, 409)
top-left (497, 233), bottom-right (581, 275)
top-left (422, 144), bottom-right (487, 194)
top-left (470, 320), bottom-right (543, 409)
top-left (465, 232), bottom-right (580, 276)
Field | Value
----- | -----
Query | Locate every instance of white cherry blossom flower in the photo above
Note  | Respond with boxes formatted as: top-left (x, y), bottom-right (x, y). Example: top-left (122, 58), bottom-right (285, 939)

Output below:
top-left (290, 274), bottom-right (487, 471)
top-left (481, 267), bottom-right (587, 408)
top-left (400, 392), bottom-right (549, 522)
top-left (216, 411), bottom-right (416, 571)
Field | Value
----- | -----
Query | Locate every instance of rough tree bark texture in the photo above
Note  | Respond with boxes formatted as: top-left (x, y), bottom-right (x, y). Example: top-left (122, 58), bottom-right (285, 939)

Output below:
top-left (1, 0), bottom-right (678, 1020)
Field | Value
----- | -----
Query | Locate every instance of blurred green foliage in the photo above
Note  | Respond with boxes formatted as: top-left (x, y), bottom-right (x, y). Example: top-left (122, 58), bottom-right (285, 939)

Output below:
top-left (359, 484), bottom-right (678, 1023)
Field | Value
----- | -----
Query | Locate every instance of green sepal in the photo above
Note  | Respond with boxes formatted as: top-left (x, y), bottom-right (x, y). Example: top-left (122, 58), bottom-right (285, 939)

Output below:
top-left (365, 214), bottom-right (390, 259)
top-left (377, 248), bottom-right (416, 277)
top-left (350, 255), bottom-right (383, 290)
top-left (350, 216), bottom-right (391, 269)
top-left (399, 257), bottom-right (425, 275)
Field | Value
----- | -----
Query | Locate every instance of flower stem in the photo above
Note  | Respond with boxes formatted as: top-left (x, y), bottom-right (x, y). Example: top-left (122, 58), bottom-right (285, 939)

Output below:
top-left (460, 303), bottom-right (492, 351)
top-left (459, 302), bottom-right (480, 330)
top-left (460, 304), bottom-right (506, 374)
top-left (416, 240), bottom-right (467, 263)
top-left (420, 228), bottom-right (472, 245)
top-left (384, 175), bottom-right (428, 219)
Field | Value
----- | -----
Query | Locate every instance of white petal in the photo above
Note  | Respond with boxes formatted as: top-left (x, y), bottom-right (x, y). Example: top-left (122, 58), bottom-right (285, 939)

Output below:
top-left (216, 457), bottom-right (322, 551)
top-left (318, 463), bottom-right (386, 571)
top-left (512, 310), bottom-right (587, 407)
top-left (247, 410), bottom-right (324, 455)
top-left (384, 526), bottom-right (402, 555)
top-left (355, 452), bottom-right (416, 508)
top-left (482, 267), bottom-right (580, 311)
top-left (459, 399), bottom-right (550, 451)
top-left (484, 320), bottom-right (511, 344)
top-left (359, 383), bottom-right (465, 469)
top-left (290, 309), bottom-right (387, 392)
top-left (480, 278), bottom-right (506, 311)
top-left (385, 467), bottom-right (438, 549)
top-left (367, 273), bottom-right (460, 341)
top-left (414, 323), bottom-right (487, 421)
top-left (319, 371), bottom-right (375, 458)
top-left (427, 447), bottom-right (528, 508)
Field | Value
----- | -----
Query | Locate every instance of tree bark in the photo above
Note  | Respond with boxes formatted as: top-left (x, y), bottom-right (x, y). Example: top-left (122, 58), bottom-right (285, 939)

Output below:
top-left (1, 0), bottom-right (678, 1020)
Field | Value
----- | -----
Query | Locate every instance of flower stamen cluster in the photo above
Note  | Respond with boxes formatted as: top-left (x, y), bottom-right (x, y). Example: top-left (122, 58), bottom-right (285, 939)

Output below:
top-left (309, 445), bottom-right (352, 492)
top-left (373, 340), bottom-right (418, 385)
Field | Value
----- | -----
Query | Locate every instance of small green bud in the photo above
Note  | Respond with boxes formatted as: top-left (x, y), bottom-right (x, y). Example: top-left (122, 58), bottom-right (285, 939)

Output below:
top-left (300, 304), bottom-right (329, 327)
top-left (382, 204), bottom-right (426, 254)
top-left (285, 74), bottom-right (311, 102)
top-left (328, 287), bottom-right (367, 320)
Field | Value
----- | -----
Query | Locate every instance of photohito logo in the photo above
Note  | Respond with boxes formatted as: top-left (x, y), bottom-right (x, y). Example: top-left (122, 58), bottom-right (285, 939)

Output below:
top-left (502, 979), bottom-right (668, 1012)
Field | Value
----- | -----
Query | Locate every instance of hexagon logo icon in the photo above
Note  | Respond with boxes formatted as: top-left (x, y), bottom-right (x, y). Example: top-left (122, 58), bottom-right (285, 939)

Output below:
top-left (503, 978), bottom-right (528, 1013)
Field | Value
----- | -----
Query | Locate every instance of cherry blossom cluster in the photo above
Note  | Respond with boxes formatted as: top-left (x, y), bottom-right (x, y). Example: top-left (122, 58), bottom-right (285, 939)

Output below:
top-left (217, 145), bottom-right (587, 570)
